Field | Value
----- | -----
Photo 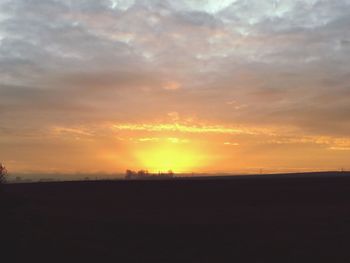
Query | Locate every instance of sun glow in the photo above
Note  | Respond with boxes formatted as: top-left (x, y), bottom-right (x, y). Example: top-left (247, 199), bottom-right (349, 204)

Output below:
top-left (135, 143), bottom-right (204, 173)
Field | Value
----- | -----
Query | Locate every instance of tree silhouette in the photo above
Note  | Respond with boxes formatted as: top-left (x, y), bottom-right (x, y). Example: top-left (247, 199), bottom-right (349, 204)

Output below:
top-left (125, 169), bottom-right (136, 179)
top-left (0, 163), bottom-right (8, 185)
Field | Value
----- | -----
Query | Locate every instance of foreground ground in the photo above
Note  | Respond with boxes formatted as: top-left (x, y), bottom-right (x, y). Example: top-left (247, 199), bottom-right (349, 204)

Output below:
top-left (1, 172), bottom-right (350, 262)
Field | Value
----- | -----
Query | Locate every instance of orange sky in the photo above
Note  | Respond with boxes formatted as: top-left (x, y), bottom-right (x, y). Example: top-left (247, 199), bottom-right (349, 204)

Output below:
top-left (1, 0), bottom-right (350, 175)
top-left (3, 118), bottom-right (349, 174)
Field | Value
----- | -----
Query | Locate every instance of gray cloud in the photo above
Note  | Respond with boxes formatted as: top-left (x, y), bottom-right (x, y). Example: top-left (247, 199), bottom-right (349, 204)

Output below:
top-left (0, 0), bottom-right (350, 138)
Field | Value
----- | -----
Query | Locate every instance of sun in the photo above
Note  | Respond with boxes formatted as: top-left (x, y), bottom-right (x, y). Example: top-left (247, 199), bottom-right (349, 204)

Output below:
top-left (135, 144), bottom-right (202, 173)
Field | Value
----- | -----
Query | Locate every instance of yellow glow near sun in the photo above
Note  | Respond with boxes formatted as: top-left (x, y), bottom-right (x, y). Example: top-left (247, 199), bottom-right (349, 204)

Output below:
top-left (135, 143), bottom-right (202, 173)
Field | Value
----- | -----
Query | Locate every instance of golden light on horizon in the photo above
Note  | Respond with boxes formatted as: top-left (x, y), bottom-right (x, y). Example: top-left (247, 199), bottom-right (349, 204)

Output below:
top-left (134, 142), bottom-right (205, 173)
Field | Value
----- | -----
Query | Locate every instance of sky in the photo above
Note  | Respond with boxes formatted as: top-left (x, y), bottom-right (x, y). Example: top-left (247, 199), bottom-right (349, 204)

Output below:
top-left (0, 0), bottom-right (350, 175)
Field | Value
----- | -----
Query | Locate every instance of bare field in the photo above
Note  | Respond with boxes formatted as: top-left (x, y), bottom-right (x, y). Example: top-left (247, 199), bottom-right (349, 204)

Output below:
top-left (1, 172), bottom-right (350, 262)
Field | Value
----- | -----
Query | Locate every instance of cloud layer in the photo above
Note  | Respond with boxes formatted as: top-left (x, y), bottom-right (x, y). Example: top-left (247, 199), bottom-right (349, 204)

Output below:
top-left (1, 0), bottom-right (350, 172)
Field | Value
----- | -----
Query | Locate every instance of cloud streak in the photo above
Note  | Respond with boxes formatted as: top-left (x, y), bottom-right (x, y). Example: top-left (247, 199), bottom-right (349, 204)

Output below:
top-left (113, 123), bottom-right (253, 134)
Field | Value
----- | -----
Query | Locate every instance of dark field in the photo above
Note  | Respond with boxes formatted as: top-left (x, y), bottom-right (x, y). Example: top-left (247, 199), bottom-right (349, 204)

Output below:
top-left (1, 172), bottom-right (350, 262)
